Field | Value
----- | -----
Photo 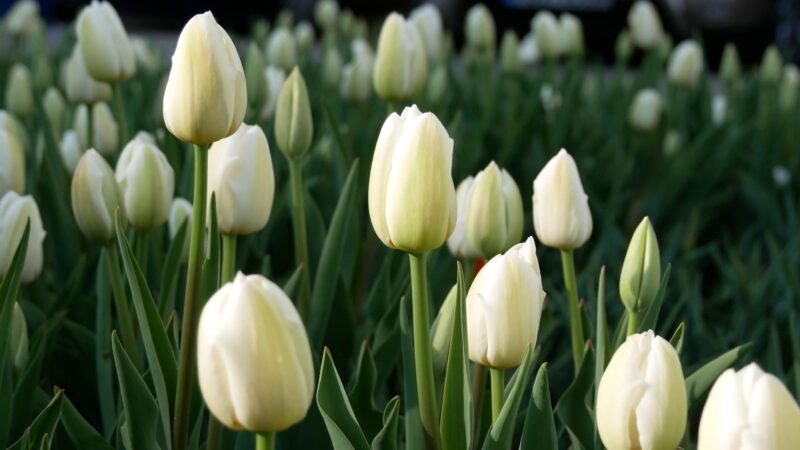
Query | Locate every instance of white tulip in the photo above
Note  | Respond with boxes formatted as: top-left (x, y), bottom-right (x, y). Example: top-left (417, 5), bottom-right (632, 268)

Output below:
top-left (627, 1), bottom-right (665, 49)
top-left (465, 162), bottom-right (523, 258)
top-left (76, 1), bottom-right (136, 82)
top-left (0, 130), bottom-right (25, 197)
top-left (168, 198), bottom-right (192, 260)
top-left (59, 130), bottom-right (83, 175)
top-left (519, 32), bottom-right (540, 65)
top-left (0, 191), bottom-right (46, 283)
top-left (4, 64), bottom-right (34, 118)
top-left (65, 45), bottom-right (113, 104)
top-left (410, 4), bottom-right (444, 63)
top-left (628, 88), bottom-right (663, 131)
top-left (532, 11), bottom-right (561, 60)
top-left (667, 40), bottom-right (704, 88)
top-left (293, 21), bottom-right (315, 53)
top-left (71, 149), bottom-right (124, 244)
top-left (4, 0), bottom-right (39, 36)
top-left (597, 331), bottom-right (687, 450)
top-left (712, 95), bottom-right (727, 125)
top-left (259, 66), bottom-right (285, 122)
top-left (446, 176), bottom-right (479, 260)
top-left (373, 13), bottom-right (428, 102)
top-left (74, 103), bottom-right (118, 154)
top-left (0, 111), bottom-right (28, 149)
top-left (779, 65), bottom-right (799, 111)
top-left (266, 28), bottom-right (298, 72)
top-left (115, 136), bottom-right (174, 229)
top-left (559, 13), bottom-right (584, 56)
top-left (464, 3), bottom-right (496, 54)
top-left (42, 87), bottom-right (67, 137)
top-left (760, 46), bottom-right (783, 83)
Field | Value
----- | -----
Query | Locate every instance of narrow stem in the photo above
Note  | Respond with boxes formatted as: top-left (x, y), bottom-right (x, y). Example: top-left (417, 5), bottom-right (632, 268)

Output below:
top-left (288, 157), bottom-right (311, 318)
top-left (627, 310), bottom-right (639, 337)
top-left (133, 229), bottom-right (149, 278)
top-left (221, 234), bottom-right (237, 283)
top-left (86, 103), bottom-right (94, 151)
top-left (205, 419), bottom-right (223, 450)
top-left (470, 364), bottom-right (486, 444)
top-left (255, 432), bottom-right (276, 450)
top-left (560, 249), bottom-right (585, 374)
top-left (112, 83), bottom-right (129, 145)
top-left (105, 244), bottom-right (140, 366)
top-left (408, 252), bottom-right (440, 449)
top-left (173, 144), bottom-right (208, 450)
top-left (490, 367), bottom-right (504, 423)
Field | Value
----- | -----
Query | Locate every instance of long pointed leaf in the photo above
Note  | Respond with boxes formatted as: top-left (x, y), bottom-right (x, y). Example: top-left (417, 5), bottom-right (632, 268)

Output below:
top-left (440, 263), bottom-right (471, 450)
top-left (520, 363), bottom-right (557, 450)
top-left (556, 344), bottom-right (596, 450)
top-left (370, 397), bottom-right (400, 450)
top-left (637, 264), bottom-right (672, 333)
top-left (61, 395), bottom-right (114, 450)
top-left (317, 347), bottom-right (371, 450)
top-left (481, 346), bottom-right (536, 450)
top-left (685, 343), bottom-right (752, 410)
top-left (6, 389), bottom-right (63, 450)
top-left (0, 222), bottom-right (30, 391)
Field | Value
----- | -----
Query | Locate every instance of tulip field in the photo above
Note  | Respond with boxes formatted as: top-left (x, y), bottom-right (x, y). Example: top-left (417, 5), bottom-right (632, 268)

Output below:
top-left (1, 0), bottom-right (799, 449)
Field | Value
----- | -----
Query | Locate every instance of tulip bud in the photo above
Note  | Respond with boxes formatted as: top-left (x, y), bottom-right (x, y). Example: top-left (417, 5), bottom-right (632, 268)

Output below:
top-left (431, 285), bottom-right (457, 376)
top-left (266, 28), bottom-right (298, 72)
top-left (314, 0), bottom-right (339, 31)
top-left (760, 45), bottom-right (783, 84)
top-left (410, 4), bottom-right (444, 63)
top-left (244, 42), bottom-right (267, 107)
top-left (0, 191), bottom-right (46, 283)
top-left (619, 217), bottom-right (660, 314)
top-left (368, 105), bottom-right (456, 253)
top-left (115, 136), bottom-right (174, 230)
top-left (559, 13), bottom-right (584, 57)
top-left (168, 197), bottom-right (192, 260)
top-left (5, 64), bottom-right (34, 118)
top-left (699, 363), bottom-right (800, 450)
top-left (294, 22), bottom-right (315, 54)
top-left (597, 331), bottom-right (686, 450)
top-left (75, 103), bottom-right (118, 154)
top-left (274, 67), bottom-right (313, 158)
top-left (426, 64), bottom-right (447, 104)
top-left (779, 64), bottom-right (799, 111)
top-left (65, 45), bottom-right (113, 104)
top-left (59, 130), bottom-right (83, 174)
top-left (539, 84), bottom-right (562, 115)
top-left (532, 11), bottom-right (560, 60)
top-left (711, 94), bottom-right (727, 125)
top-left (719, 43), bottom-right (742, 85)
top-left (628, 88), bottom-right (663, 132)
top-left (532, 149), bottom-right (592, 250)
top-left (519, 32), bottom-right (540, 66)
top-left (500, 31), bottom-right (521, 74)
top-left (341, 59), bottom-right (373, 104)
top-left (163, 12), bottom-right (247, 145)
top-left (76, 1), bottom-right (136, 82)
top-left (373, 13), bottom-right (428, 102)
top-left (615, 30), bottom-right (633, 63)
top-left (465, 4), bottom-right (496, 56)
top-left (259, 66), bottom-right (285, 122)
top-left (251, 19), bottom-right (270, 47)
top-left (465, 162), bottom-right (523, 258)
top-left (197, 272), bottom-right (314, 431)
top-left (207, 124), bottom-right (274, 236)
top-left (627, 1), bottom-right (665, 49)
top-left (447, 176), bottom-right (479, 260)
top-left (4, 0), bottom-right (39, 37)
top-left (0, 111), bottom-right (27, 149)
top-left (662, 129), bottom-right (682, 157)
top-left (667, 40), bottom-right (704, 88)
top-left (321, 47), bottom-right (343, 88)
top-left (71, 149), bottom-right (124, 243)
top-left (467, 237), bottom-right (545, 368)
top-left (10, 302), bottom-right (28, 373)
top-left (43, 87), bottom-right (66, 136)
top-left (0, 130), bottom-right (25, 197)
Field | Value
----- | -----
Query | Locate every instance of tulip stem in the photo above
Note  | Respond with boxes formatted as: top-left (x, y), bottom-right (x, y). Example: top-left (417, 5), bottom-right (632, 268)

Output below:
top-left (105, 244), bottom-right (140, 367)
top-left (113, 83), bottom-right (129, 145)
top-left (408, 252), bottom-right (440, 449)
top-left (221, 234), bottom-right (237, 283)
top-left (490, 367), bottom-right (504, 423)
top-left (205, 419), bottom-right (223, 450)
top-left (627, 310), bottom-right (639, 337)
top-left (173, 143), bottom-right (208, 450)
top-left (560, 249), bottom-right (585, 375)
top-left (288, 157), bottom-right (311, 318)
top-left (86, 102), bottom-right (94, 151)
top-left (256, 432), bottom-right (276, 450)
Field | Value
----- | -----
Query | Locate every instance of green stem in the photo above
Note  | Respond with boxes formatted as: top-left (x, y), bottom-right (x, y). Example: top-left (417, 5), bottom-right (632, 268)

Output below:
top-left (627, 310), bottom-right (639, 337)
top-left (288, 157), bottom-right (311, 318)
top-left (255, 432), bottom-right (276, 450)
top-left (205, 419), bottom-right (223, 450)
top-left (470, 364), bottom-right (486, 444)
top-left (560, 249), bottom-right (585, 374)
top-left (86, 103), bottom-right (93, 151)
top-left (408, 252), bottom-right (440, 449)
top-left (105, 244), bottom-right (140, 366)
top-left (173, 144), bottom-right (208, 450)
top-left (113, 83), bottom-right (129, 145)
top-left (221, 234), bottom-right (237, 283)
top-left (490, 367), bottom-right (504, 423)
top-left (133, 229), bottom-right (149, 278)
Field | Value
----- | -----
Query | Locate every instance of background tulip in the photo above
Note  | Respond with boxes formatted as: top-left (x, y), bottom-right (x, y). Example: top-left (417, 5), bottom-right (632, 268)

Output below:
top-left (59, 130), bottom-right (82, 174)
top-left (10, 301), bottom-right (29, 373)
top-left (75, 103), bottom-right (118, 154)
top-left (532, 11), bottom-right (560, 60)
top-left (168, 197), bottom-right (192, 260)
top-left (42, 87), bottom-right (66, 137)
top-left (266, 28), bottom-right (298, 72)
top-left (410, 4), bottom-right (444, 63)
top-left (373, 13), bottom-right (427, 102)
top-left (619, 217), bottom-right (661, 314)
top-left (464, 3), bottom-right (496, 54)
top-left (274, 67), bottom-right (313, 158)
top-left (71, 149), bottom-right (124, 244)
top-left (0, 191), bottom-right (46, 283)
top-left (5, 64), bottom-right (34, 118)
top-left (64, 45), bottom-right (112, 104)
top-left (627, 1), bottom-right (664, 49)
top-left (0, 130), bottom-right (25, 197)
top-left (465, 161), bottom-right (523, 258)
top-left (628, 88), bottom-right (663, 131)
top-left (446, 176), bottom-right (479, 260)
top-left (115, 136), bottom-right (175, 229)
top-left (76, 1), bottom-right (136, 82)
top-left (668, 40), bottom-right (704, 88)
top-left (4, 0), bottom-right (39, 37)
top-left (244, 42), bottom-right (267, 108)
top-left (259, 66), bottom-right (285, 122)
top-left (720, 43), bottom-right (741, 84)
top-left (559, 13), bottom-right (584, 57)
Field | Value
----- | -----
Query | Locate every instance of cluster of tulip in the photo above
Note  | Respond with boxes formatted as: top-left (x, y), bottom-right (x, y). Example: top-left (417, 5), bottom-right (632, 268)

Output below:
top-left (0, 0), bottom-right (798, 449)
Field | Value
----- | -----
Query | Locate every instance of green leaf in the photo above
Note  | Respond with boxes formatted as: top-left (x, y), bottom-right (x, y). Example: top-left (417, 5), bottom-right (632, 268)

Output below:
top-left (593, 266), bottom-right (608, 449)
top-left (372, 295), bottom-right (401, 390)
top-left (0, 222), bottom-right (30, 391)
top-left (370, 397), bottom-right (400, 450)
top-left (309, 160), bottom-right (359, 348)
top-left (556, 344), bottom-right (596, 450)
top-left (317, 347), bottom-right (371, 450)
top-left (637, 264), bottom-right (672, 333)
top-left (612, 310), bottom-right (629, 352)
top-left (200, 194), bottom-right (221, 304)
top-left (11, 329), bottom-right (48, 437)
top-left (61, 394), bottom-right (114, 450)
top-left (481, 346), bottom-right (536, 450)
top-left (519, 363), bottom-right (557, 450)
top-left (6, 389), bottom-right (63, 450)
top-left (282, 263), bottom-right (305, 301)
top-left (111, 332), bottom-right (161, 450)
top-left (399, 297), bottom-right (425, 450)
top-left (115, 214), bottom-right (177, 449)
top-left (670, 322), bottom-right (685, 355)
top-left (158, 218), bottom-right (188, 322)
top-left (685, 343), bottom-right (752, 411)
top-left (440, 263), bottom-right (471, 450)
top-left (348, 340), bottom-right (383, 440)
top-left (95, 252), bottom-right (115, 436)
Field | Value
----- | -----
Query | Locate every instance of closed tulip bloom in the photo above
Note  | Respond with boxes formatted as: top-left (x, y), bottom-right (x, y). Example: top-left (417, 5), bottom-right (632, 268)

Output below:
top-left (4, 0), bottom-right (39, 37)
top-left (71, 149), bottom-right (124, 244)
top-left (197, 273), bottom-right (314, 431)
top-left (519, 33), bottom-right (540, 65)
top-left (0, 111), bottom-right (28, 149)
top-left (597, 331), bottom-right (687, 450)
top-left (115, 137), bottom-right (175, 229)
top-left (32, 54), bottom-right (54, 92)
top-left (0, 191), bottom-right (46, 283)
top-left (42, 87), bottom-right (66, 136)
top-left (431, 285), bottom-right (457, 375)
top-left (627, 1), bottom-right (664, 49)
top-left (274, 68), bottom-right (313, 158)
top-left (340, 58), bottom-right (373, 104)
top-left (10, 301), bottom-right (28, 373)
top-left (465, 4), bottom-right (496, 54)
top-left (0, 130), bottom-right (25, 197)
top-left (711, 94), bottom-right (727, 124)
top-left (259, 66), bottom-right (285, 122)
top-left (168, 197), bottom-right (192, 260)
top-left (314, 0), bottom-right (338, 30)
top-left (532, 149), bottom-right (592, 250)
top-left (59, 130), bottom-right (83, 174)
top-left (65, 45), bottom-right (113, 104)
top-left (410, 4), bottom-right (444, 63)
top-left (75, 103), bottom-right (118, 154)
top-left (446, 176), bottom-right (479, 260)
top-left (698, 363), bottom-right (800, 450)
top-left (500, 31), bottom-right (521, 74)
top-left (244, 42), bottom-right (267, 107)
top-left (294, 22), bottom-right (315, 54)
top-left (719, 43), bottom-right (741, 84)
top-left (426, 64), bottom-right (447, 104)
top-left (321, 47), bottom-right (343, 88)
top-left (779, 65), bottom-right (799, 111)
top-left (465, 162), bottom-right (523, 258)
top-left (76, 1), bottom-right (136, 82)
top-left (368, 105), bottom-right (456, 253)
top-left (667, 40), bottom-right (704, 88)
top-left (662, 129), bottom-right (682, 157)
top-left (131, 38), bottom-right (161, 74)
top-left (5, 64), bottom-right (34, 118)
top-left (559, 13), bottom-right (584, 56)
top-left (619, 217), bottom-right (660, 313)
top-left (266, 28), bottom-right (298, 72)
top-left (467, 237), bottom-right (545, 368)
top-left (207, 124), bottom-right (274, 235)
top-left (628, 88), bottom-right (663, 131)
top-left (759, 45), bottom-right (783, 84)
top-left (163, 12), bottom-right (247, 145)
top-left (373, 13), bottom-right (427, 102)
top-left (532, 11), bottom-right (561, 60)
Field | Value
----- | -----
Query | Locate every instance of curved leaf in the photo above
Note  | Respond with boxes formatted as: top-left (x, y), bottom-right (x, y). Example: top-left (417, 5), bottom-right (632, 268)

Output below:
top-left (317, 347), bottom-right (370, 450)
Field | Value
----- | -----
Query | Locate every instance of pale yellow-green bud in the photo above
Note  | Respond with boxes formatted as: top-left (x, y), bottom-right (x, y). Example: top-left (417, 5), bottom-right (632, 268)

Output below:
top-left (628, 88), bottom-right (663, 132)
top-left (42, 87), bottom-right (66, 136)
top-left (76, 1), bottom-right (136, 82)
top-left (373, 12), bottom-right (428, 102)
top-left (0, 130), bottom-right (25, 198)
top-left (667, 40), bottom-right (704, 88)
top-left (559, 13), bottom-right (584, 57)
top-left (447, 176), bottom-right (479, 260)
top-left (65, 45), bottom-right (113, 105)
top-left (760, 45), bottom-right (783, 84)
top-left (71, 149), bottom-right (124, 243)
top-left (207, 124), bottom-right (275, 236)
top-left (294, 22), bottom-right (315, 54)
top-left (519, 32), bottom-right (540, 65)
top-left (244, 42), bottom-right (267, 107)
top-left (59, 130), bottom-right (83, 174)
top-left (619, 217), bottom-right (660, 313)
top-left (410, 4), bottom-right (444, 63)
top-left (627, 1), bottom-right (664, 49)
top-left (251, 19), bottom-right (270, 47)
top-left (75, 102), bottom-right (118, 154)
top-left (779, 65), bottom-right (799, 111)
top-left (662, 129), bottom-right (682, 157)
top-left (115, 136), bottom-right (174, 230)
top-left (5, 64), bottom-right (34, 118)
top-left (500, 31), bottom-right (521, 74)
top-left (431, 285), bottom-right (457, 376)
top-left (467, 237), bottom-right (545, 368)
top-left (532, 11), bottom-right (560, 60)
top-left (426, 64), bottom-right (447, 104)
top-left (615, 30), bottom-right (633, 63)
top-left (465, 161), bottom-right (523, 258)
top-left (266, 28), bottom-right (298, 72)
top-left (259, 66), bottom-right (285, 122)
top-left (163, 12), bottom-right (246, 145)
top-left (274, 67), bottom-right (313, 158)
top-left (314, 0), bottom-right (339, 31)
top-left (719, 43), bottom-right (741, 84)
top-left (0, 110), bottom-right (28, 149)
top-left (597, 331), bottom-right (686, 450)
top-left (368, 105), bottom-right (456, 253)
top-left (131, 37), bottom-right (162, 73)
top-left (197, 272), bottom-right (314, 431)
top-left (0, 191), bottom-right (46, 283)
top-left (340, 54), bottom-right (373, 104)
top-left (321, 47), bottom-right (343, 88)
top-left (10, 302), bottom-right (28, 373)
top-left (465, 4), bottom-right (496, 56)
top-left (4, 0), bottom-right (39, 36)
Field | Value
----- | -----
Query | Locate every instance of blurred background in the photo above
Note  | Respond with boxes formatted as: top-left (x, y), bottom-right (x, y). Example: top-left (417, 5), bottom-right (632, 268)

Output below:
top-left (4, 0), bottom-right (799, 67)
